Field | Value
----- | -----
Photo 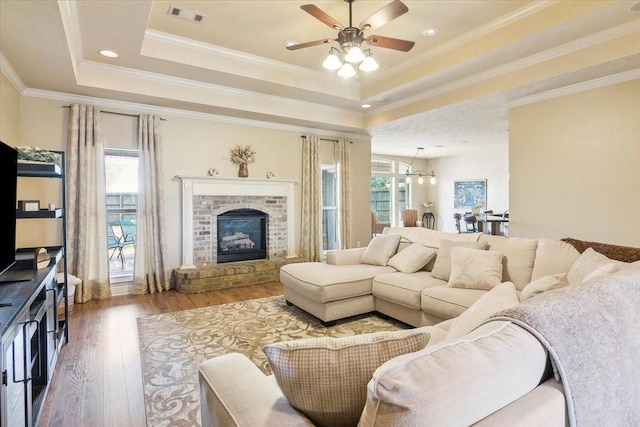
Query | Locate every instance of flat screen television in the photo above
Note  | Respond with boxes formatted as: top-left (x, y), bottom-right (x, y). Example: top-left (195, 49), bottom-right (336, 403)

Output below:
top-left (0, 141), bottom-right (18, 277)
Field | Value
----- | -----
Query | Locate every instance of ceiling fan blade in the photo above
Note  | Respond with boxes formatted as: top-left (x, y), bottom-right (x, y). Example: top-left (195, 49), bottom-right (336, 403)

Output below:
top-left (365, 35), bottom-right (415, 52)
top-left (300, 4), bottom-right (344, 30)
top-left (286, 38), bottom-right (335, 50)
top-left (360, 0), bottom-right (409, 30)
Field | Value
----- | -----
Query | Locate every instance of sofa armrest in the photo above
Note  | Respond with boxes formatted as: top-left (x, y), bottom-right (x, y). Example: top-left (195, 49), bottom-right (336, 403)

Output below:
top-left (326, 247), bottom-right (367, 265)
top-left (199, 353), bottom-right (313, 427)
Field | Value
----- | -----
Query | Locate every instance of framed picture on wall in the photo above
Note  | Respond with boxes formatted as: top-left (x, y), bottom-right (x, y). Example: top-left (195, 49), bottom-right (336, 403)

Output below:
top-left (454, 179), bottom-right (487, 210)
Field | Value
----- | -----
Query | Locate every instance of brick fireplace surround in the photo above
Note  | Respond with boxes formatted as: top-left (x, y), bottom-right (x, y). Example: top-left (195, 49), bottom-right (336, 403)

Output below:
top-left (172, 176), bottom-right (302, 293)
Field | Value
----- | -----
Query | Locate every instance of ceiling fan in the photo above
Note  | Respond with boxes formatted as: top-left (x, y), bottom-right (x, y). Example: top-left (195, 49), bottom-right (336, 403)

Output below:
top-left (287, 0), bottom-right (415, 77)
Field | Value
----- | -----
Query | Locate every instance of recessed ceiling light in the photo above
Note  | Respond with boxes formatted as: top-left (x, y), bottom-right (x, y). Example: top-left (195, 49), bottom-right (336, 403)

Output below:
top-left (422, 27), bottom-right (439, 36)
top-left (361, 104), bottom-right (371, 109)
top-left (99, 50), bottom-right (119, 58)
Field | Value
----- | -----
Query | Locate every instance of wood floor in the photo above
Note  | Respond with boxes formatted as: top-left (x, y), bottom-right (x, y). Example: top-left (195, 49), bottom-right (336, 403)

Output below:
top-left (37, 282), bottom-right (284, 427)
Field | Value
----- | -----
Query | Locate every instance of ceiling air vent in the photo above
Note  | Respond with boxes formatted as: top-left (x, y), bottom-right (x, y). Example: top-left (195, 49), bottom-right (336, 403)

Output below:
top-left (167, 5), bottom-right (204, 22)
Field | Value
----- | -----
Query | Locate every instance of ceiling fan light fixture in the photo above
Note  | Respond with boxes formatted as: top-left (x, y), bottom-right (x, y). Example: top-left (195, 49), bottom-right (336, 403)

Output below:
top-left (344, 45), bottom-right (365, 63)
top-left (323, 52), bottom-right (343, 70)
top-left (338, 63), bottom-right (357, 78)
top-left (359, 54), bottom-right (379, 71)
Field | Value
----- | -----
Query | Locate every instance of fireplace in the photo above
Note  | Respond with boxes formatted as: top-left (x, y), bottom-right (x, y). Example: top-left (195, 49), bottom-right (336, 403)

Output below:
top-left (217, 208), bottom-right (267, 263)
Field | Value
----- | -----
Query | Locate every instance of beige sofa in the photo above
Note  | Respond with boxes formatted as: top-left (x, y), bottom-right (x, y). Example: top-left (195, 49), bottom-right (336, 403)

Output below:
top-left (280, 227), bottom-right (581, 327)
top-left (199, 233), bottom-right (640, 426)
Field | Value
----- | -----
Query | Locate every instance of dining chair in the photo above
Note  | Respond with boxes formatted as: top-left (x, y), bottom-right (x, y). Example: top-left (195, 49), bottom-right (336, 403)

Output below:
top-left (401, 209), bottom-right (418, 227)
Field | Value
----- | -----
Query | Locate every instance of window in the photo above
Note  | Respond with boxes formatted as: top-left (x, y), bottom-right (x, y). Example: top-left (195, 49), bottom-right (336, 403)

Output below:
top-left (322, 164), bottom-right (338, 251)
top-left (370, 159), bottom-right (412, 227)
top-left (105, 149), bottom-right (138, 283)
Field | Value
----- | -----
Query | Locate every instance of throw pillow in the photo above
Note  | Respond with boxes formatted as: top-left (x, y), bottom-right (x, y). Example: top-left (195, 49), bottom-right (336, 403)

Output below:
top-left (520, 273), bottom-right (568, 301)
top-left (431, 239), bottom-right (488, 281)
top-left (447, 247), bottom-right (504, 290)
top-left (360, 233), bottom-right (401, 266)
top-left (447, 281), bottom-right (519, 340)
top-left (566, 247), bottom-right (625, 285)
top-left (387, 243), bottom-right (437, 273)
top-left (262, 329), bottom-right (430, 427)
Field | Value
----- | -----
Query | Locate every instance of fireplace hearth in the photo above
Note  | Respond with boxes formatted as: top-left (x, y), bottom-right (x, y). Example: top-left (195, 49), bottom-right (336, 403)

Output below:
top-left (217, 208), bottom-right (267, 263)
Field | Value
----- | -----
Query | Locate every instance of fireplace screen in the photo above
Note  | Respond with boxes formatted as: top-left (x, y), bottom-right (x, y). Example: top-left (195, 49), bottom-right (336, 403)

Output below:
top-left (217, 209), bottom-right (267, 263)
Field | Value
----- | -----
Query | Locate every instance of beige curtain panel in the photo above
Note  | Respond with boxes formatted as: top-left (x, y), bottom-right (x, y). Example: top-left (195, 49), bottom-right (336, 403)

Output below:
top-left (300, 135), bottom-right (322, 262)
top-left (335, 139), bottom-right (351, 249)
top-left (132, 114), bottom-right (170, 294)
top-left (66, 104), bottom-right (111, 303)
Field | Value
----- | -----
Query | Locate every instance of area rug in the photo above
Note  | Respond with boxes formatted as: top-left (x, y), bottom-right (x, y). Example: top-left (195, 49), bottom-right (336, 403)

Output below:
top-left (137, 296), bottom-right (408, 427)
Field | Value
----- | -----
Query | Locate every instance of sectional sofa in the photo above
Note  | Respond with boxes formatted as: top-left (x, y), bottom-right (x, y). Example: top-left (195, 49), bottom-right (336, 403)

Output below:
top-left (198, 229), bottom-right (640, 426)
top-left (279, 227), bottom-right (582, 326)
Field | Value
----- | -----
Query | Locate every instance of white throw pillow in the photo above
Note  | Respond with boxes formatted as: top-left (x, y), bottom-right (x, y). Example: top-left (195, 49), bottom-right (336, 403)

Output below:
top-left (431, 239), bottom-right (488, 281)
top-left (387, 243), bottom-right (437, 273)
top-left (520, 273), bottom-right (568, 301)
top-left (360, 234), bottom-right (401, 266)
top-left (262, 328), bottom-right (430, 427)
top-left (447, 247), bottom-right (504, 290)
top-left (447, 282), bottom-right (519, 340)
top-left (566, 247), bottom-right (625, 285)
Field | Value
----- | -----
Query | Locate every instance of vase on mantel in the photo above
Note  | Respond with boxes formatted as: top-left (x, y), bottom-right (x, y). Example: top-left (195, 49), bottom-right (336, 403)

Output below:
top-left (238, 163), bottom-right (249, 178)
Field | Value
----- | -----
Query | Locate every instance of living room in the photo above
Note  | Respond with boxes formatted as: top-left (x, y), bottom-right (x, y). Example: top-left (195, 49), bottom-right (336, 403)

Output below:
top-left (1, 1), bottom-right (639, 426)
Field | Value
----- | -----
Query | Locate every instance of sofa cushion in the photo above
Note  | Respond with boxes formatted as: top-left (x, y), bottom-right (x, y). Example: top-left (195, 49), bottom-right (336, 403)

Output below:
top-left (359, 321), bottom-right (548, 427)
top-left (447, 282), bottom-right (519, 340)
top-left (360, 234), bottom-right (401, 266)
top-left (262, 329), bottom-right (431, 427)
top-left (479, 235), bottom-right (538, 290)
top-left (280, 263), bottom-right (394, 303)
top-left (387, 243), bottom-right (437, 273)
top-left (520, 273), bottom-right (568, 301)
top-left (421, 285), bottom-right (488, 319)
top-left (431, 239), bottom-right (488, 281)
top-left (373, 272), bottom-right (445, 310)
top-left (531, 238), bottom-right (580, 280)
top-left (448, 247), bottom-right (504, 290)
top-left (384, 227), bottom-right (481, 249)
top-left (566, 247), bottom-right (626, 286)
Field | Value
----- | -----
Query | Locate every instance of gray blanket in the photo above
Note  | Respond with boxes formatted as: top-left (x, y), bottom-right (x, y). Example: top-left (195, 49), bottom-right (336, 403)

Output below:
top-left (487, 266), bottom-right (640, 427)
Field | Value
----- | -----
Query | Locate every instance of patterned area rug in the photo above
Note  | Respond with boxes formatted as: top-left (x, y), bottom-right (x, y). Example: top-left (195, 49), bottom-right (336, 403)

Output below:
top-left (137, 296), bottom-right (408, 427)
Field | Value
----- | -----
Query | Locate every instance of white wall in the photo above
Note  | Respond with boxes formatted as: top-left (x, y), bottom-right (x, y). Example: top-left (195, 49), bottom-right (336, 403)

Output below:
top-left (428, 148), bottom-right (509, 233)
top-left (509, 79), bottom-right (640, 246)
top-left (14, 96), bottom-right (372, 273)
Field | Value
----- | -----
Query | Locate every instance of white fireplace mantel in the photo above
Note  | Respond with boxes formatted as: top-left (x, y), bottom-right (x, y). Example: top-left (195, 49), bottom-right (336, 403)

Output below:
top-left (176, 175), bottom-right (298, 268)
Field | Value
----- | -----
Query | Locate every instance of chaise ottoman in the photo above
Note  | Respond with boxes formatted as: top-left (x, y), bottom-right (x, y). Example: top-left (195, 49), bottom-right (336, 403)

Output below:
top-left (280, 262), bottom-right (395, 326)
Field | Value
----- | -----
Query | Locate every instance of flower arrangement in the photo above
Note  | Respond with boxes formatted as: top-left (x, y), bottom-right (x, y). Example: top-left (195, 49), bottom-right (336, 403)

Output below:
top-left (229, 144), bottom-right (256, 165)
top-left (423, 201), bottom-right (434, 209)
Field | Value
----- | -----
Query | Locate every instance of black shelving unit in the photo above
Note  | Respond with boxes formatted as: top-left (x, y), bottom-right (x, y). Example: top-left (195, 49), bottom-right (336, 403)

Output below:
top-left (0, 152), bottom-right (69, 427)
top-left (16, 154), bottom-right (68, 347)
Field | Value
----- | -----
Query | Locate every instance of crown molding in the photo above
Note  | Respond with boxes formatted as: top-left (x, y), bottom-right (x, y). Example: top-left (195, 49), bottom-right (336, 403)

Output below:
top-left (57, 0), bottom-right (83, 75)
top-left (375, 1), bottom-right (555, 81)
top-left (371, 20), bottom-right (640, 115)
top-left (0, 52), bottom-right (26, 92)
top-left (142, 29), bottom-right (359, 100)
top-left (20, 87), bottom-right (369, 141)
top-left (508, 68), bottom-right (640, 108)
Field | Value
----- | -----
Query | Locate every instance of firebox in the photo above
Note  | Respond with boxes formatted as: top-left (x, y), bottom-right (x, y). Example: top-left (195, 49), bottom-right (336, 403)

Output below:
top-left (217, 208), bottom-right (267, 263)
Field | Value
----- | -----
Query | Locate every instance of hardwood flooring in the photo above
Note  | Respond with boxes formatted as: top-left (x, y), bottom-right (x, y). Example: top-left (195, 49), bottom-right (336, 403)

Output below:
top-left (37, 282), bottom-right (284, 427)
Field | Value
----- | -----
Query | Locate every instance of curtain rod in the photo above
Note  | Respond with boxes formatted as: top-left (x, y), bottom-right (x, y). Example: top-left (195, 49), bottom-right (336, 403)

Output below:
top-left (301, 136), bottom-right (352, 143)
top-left (62, 105), bottom-right (167, 121)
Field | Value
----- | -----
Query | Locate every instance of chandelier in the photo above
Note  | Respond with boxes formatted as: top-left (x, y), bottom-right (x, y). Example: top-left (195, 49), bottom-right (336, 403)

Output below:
top-left (405, 147), bottom-right (436, 185)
